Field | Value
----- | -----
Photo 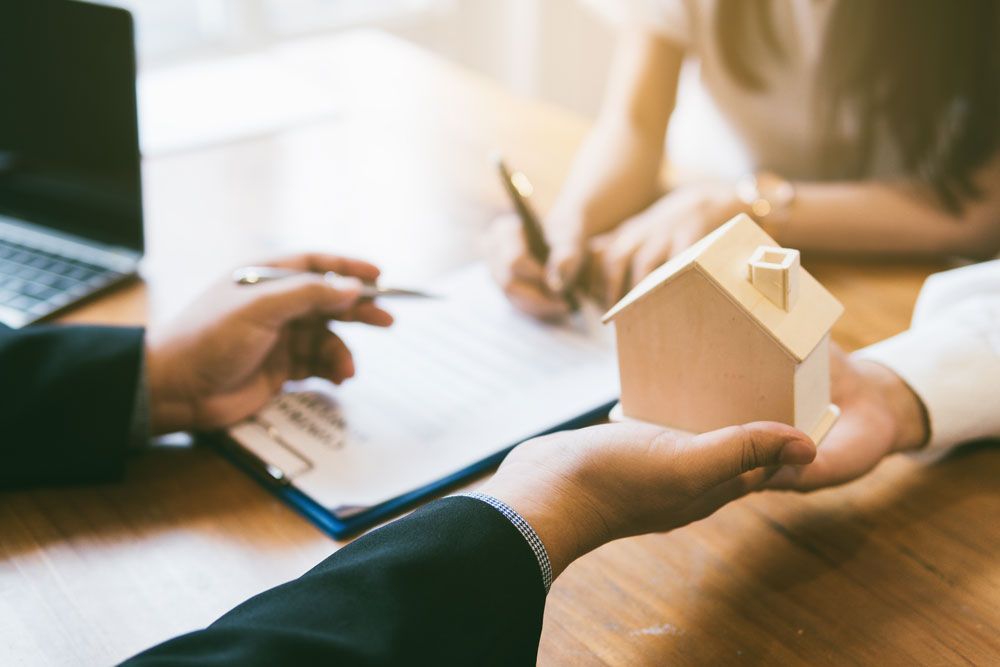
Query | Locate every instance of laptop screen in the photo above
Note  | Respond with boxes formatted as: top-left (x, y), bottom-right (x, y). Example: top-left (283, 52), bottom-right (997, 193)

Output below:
top-left (0, 0), bottom-right (143, 252)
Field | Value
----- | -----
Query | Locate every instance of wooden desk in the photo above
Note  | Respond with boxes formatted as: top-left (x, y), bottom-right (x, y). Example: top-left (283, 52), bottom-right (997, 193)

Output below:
top-left (2, 31), bottom-right (997, 666)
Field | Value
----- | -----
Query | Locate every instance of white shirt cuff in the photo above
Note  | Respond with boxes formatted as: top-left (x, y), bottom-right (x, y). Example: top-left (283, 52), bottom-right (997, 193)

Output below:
top-left (856, 315), bottom-right (1000, 451)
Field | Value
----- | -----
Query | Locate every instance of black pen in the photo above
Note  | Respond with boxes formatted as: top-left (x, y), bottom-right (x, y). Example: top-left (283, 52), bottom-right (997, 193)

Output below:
top-left (493, 154), bottom-right (579, 310)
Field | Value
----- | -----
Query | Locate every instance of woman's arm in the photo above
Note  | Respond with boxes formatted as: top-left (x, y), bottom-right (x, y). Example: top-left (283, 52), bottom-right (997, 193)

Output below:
top-left (546, 31), bottom-right (683, 244)
top-left (586, 157), bottom-right (1000, 306)
top-left (771, 163), bottom-right (1000, 259)
top-left (488, 32), bottom-right (683, 317)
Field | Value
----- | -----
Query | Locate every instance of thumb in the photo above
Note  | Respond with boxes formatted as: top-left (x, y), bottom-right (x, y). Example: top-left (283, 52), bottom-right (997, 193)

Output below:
top-left (244, 274), bottom-right (364, 328)
top-left (545, 240), bottom-right (584, 294)
top-left (682, 422), bottom-right (816, 490)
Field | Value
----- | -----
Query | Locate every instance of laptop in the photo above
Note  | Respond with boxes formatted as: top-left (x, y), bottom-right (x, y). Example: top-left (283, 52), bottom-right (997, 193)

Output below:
top-left (0, 0), bottom-right (143, 328)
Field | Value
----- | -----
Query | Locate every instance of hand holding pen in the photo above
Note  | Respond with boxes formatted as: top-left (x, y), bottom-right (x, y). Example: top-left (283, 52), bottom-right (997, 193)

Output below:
top-left (490, 155), bottom-right (581, 319)
top-left (147, 254), bottom-right (396, 435)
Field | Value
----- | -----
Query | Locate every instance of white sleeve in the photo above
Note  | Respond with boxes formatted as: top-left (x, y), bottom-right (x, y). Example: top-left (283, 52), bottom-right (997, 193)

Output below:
top-left (855, 261), bottom-right (1000, 450)
top-left (578, 0), bottom-right (694, 49)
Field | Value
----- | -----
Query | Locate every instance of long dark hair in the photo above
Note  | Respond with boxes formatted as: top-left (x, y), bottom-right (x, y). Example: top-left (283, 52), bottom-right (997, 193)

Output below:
top-left (716, 0), bottom-right (999, 212)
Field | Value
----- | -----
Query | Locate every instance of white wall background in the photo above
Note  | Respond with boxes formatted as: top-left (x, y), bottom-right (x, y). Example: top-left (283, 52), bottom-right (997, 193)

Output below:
top-left (120, 0), bottom-right (744, 175)
top-left (383, 0), bottom-right (617, 117)
top-left (116, 0), bottom-right (615, 116)
top-left (385, 0), bottom-right (744, 177)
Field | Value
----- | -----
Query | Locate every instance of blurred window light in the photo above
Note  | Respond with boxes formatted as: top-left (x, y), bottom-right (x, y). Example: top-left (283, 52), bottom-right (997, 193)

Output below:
top-left (106, 0), bottom-right (438, 63)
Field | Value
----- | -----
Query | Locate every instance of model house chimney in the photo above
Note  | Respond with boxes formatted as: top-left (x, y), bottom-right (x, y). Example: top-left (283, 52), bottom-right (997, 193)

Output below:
top-left (748, 246), bottom-right (800, 311)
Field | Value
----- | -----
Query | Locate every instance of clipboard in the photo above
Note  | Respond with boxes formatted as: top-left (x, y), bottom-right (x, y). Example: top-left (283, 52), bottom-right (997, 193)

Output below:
top-left (208, 263), bottom-right (620, 539)
top-left (206, 400), bottom-right (615, 539)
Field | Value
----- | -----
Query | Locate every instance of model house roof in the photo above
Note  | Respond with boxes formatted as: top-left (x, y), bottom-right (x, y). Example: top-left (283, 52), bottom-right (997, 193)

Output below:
top-left (602, 214), bottom-right (843, 361)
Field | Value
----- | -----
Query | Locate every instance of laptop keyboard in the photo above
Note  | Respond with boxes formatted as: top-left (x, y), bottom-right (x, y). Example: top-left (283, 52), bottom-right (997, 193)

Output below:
top-left (0, 237), bottom-right (125, 322)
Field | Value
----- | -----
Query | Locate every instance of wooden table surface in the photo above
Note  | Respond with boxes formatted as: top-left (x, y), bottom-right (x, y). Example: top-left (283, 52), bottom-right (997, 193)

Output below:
top-left (2, 30), bottom-right (997, 666)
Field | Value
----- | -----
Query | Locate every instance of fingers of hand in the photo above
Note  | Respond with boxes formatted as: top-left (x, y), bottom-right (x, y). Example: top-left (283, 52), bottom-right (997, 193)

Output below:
top-left (287, 319), bottom-right (322, 381)
top-left (338, 300), bottom-right (395, 327)
top-left (320, 331), bottom-right (355, 384)
top-left (629, 241), bottom-right (671, 288)
top-left (595, 214), bottom-right (663, 306)
top-left (505, 281), bottom-right (570, 320)
top-left (667, 224), bottom-right (705, 258)
top-left (545, 241), bottom-right (584, 294)
top-left (489, 215), bottom-right (570, 318)
top-left (763, 409), bottom-right (883, 492)
top-left (285, 320), bottom-right (355, 384)
top-left (583, 233), bottom-right (613, 302)
top-left (600, 236), bottom-right (636, 307)
top-left (244, 273), bottom-right (363, 327)
top-left (681, 422), bottom-right (816, 491)
top-left (264, 253), bottom-right (382, 283)
top-left (489, 214), bottom-right (529, 262)
top-left (489, 215), bottom-right (540, 285)
top-left (764, 449), bottom-right (847, 492)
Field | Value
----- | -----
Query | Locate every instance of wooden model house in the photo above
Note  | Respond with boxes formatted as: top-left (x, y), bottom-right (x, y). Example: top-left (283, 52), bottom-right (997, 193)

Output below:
top-left (603, 214), bottom-right (843, 443)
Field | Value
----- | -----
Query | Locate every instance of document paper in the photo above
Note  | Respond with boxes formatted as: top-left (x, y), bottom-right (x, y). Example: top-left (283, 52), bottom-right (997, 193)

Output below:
top-left (228, 263), bottom-right (619, 517)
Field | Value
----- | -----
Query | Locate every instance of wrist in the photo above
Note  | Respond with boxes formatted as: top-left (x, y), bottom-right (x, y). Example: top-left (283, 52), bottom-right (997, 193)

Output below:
top-left (478, 475), bottom-right (609, 579)
top-left (145, 341), bottom-right (196, 434)
top-left (736, 171), bottom-right (796, 232)
top-left (705, 182), bottom-right (746, 221)
top-left (859, 360), bottom-right (930, 453)
top-left (544, 204), bottom-right (592, 247)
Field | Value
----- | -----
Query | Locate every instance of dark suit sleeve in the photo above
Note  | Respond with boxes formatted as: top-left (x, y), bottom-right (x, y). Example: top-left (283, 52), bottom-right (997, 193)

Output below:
top-left (0, 323), bottom-right (144, 488)
top-left (123, 497), bottom-right (547, 666)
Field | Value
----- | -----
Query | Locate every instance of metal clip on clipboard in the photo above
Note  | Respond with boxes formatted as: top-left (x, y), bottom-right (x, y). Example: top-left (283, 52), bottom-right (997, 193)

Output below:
top-left (218, 412), bottom-right (373, 519)
top-left (238, 415), bottom-right (317, 484)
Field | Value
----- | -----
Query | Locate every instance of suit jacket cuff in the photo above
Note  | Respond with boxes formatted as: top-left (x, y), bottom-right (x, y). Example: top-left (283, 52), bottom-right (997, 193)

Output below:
top-left (129, 354), bottom-right (151, 449)
top-left (0, 325), bottom-right (145, 487)
top-left (461, 491), bottom-right (553, 592)
top-left (125, 497), bottom-right (547, 665)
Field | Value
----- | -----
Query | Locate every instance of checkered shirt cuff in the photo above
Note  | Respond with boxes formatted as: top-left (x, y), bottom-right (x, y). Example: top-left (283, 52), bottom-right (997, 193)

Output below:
top-left (461, 492), bottom-right (553, 593)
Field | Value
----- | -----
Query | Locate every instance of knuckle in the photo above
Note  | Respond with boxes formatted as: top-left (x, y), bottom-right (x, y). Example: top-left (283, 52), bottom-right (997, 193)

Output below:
top-left (650, 430), bottom-right (701, 499)
top-left (291, 278), bottom-right (338, 309)
top-left (737, 425), bottom-right (764, 474)
top-left (303, 278), bottom-right (330, 299)
top-left (587, 235), bottom-right (609, 257)
top-left (635, 247), bottom-right (667, 276)
top-left (630, 257), bottom-right (651, 283)
top-left (601, 252), bottom-right (623, 279)
top-left (510, 255), bottom-right (534, 275)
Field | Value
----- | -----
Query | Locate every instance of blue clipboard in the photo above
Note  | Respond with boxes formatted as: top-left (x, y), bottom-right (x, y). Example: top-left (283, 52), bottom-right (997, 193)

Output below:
top-left (206, 399), bottom-right (616, 539)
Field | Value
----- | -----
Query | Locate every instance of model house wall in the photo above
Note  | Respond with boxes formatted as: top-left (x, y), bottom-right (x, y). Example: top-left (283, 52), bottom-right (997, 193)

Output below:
top-left (604, 214), bottom-right (844, 442)
top-left (793, 333), bottom-right (832, 432)
top-left (614, 268), bottom-right (796, 433)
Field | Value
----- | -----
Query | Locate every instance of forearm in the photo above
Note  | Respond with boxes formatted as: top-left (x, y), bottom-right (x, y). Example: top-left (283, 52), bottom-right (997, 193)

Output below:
top-left (548, 118), bottom-right (668, 241)
top-left (771, 180), bottom-right (1000, 259)
top-left (125, 498), bottom-right (547, 665)
top-left (547, 33), bottom-right (682, 241)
